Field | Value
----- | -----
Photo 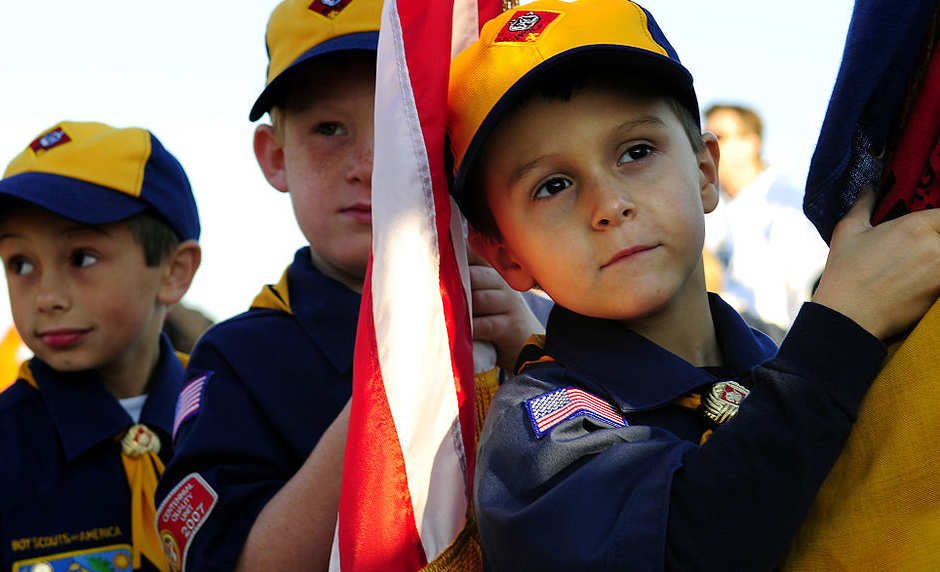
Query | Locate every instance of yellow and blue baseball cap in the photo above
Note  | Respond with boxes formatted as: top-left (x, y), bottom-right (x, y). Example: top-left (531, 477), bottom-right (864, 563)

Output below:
top-left (249, 0), bottom-right (382, 121)
top-left (447, 0), bottom-right (699, 211)
top-left (0, 121), bottom-right (200, 241)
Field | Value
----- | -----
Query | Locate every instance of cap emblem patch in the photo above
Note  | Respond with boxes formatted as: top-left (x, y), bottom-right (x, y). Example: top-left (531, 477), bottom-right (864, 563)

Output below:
top-left (29, 127), bottom-right (71, 153)
top-left (309, 0), bottom-right (353, 18)
top-left (496, 11), bottom-right (561, 43)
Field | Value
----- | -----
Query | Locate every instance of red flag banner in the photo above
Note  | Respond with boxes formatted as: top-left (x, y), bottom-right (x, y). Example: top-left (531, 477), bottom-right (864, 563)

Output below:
top-left (331, 0), bottom-right (501, 569)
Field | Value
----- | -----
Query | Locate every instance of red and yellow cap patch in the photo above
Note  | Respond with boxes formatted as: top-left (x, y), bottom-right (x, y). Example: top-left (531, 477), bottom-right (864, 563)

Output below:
top-left (494, 10), bottom-right (562, 43)
top-left (308, 0), bottom-right (355, 18)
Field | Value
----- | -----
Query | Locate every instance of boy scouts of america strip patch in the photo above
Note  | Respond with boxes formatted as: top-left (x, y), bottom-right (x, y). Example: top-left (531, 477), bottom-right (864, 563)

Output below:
top-left (156, 473), bottom-right (218, 572)
top-left (172, 373), bottom-right (210, 439)
top-left (524, 386), bottom-right (627, 438)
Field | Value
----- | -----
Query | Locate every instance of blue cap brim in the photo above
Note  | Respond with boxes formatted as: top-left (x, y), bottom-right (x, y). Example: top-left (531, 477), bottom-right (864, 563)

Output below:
top-left (249, 31), bottom-right (379, 121)
top-left (0, 172), bottom-right (148, 225)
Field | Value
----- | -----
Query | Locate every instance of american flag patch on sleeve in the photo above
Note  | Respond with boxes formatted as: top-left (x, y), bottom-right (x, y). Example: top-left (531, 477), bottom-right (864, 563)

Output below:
top-left (524, 386), bottom-right (627, 438)
top-left (173, 372), bottom-right (210, 439)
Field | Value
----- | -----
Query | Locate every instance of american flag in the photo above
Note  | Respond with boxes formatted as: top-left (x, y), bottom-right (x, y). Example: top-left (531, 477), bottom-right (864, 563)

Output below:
top-left (330, 0), bottom-right (503, 569)
top-left (525, 387), bottom-right (627, 438)
top-left (172, 374), bottom-right (207, 439)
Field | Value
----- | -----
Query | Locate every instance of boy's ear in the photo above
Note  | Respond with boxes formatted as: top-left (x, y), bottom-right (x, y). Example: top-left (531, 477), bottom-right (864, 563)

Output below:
top-left (157, 240), bottom-right (202, 306)
top-left (698, 131), bottom-right (720, 214)
top-left (468, 228), bottom-right (537, 292)
top-left (253, 124), bottom-right (288, 193)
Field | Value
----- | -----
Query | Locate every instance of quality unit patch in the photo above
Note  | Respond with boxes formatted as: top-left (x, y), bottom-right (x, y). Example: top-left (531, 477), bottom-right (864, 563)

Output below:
top-left (156, 473), bottom-right (218, 572)
top-left (524, 386), bottom-right (626, 438)
top-left (309, 0), bottom-right (353, 18)
top-left (29, 127), bottom-right (71, 153)
top-left (172, 373), bottom-right (209, 439)
top-left (495, 10), bottom-right (562, 43)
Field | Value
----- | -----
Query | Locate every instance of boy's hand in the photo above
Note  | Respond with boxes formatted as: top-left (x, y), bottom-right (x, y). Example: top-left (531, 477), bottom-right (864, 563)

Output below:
top-left (812, 187), bottom-right (940, 340)
top-left (469, 249), bottom-right (544, 372)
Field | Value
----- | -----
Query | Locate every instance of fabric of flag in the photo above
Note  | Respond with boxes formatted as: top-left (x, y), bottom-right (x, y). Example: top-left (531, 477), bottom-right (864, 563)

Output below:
top-left (801, 0), bottom-right (935, 243)
top-left (331, 0), bottom-right (502, 570)
top-left (784, 1), bottom-right (940, 569)
top-left (172, 373), bottom-right (208, 440)
top-left (525, 387), bottom-right (627, 438)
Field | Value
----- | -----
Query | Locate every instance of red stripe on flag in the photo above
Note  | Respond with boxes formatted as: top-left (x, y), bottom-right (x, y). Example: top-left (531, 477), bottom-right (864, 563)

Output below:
top-left (477, 0), bottom-right (502, 32)
top-left (335, 1), bottom-right (506, 570)
top-left (339, 261), bottom-right (428, 571)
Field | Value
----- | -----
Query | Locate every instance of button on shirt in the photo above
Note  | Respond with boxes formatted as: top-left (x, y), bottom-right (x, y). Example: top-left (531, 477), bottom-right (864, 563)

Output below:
top-left (474, 295), bottom-right (886, 571)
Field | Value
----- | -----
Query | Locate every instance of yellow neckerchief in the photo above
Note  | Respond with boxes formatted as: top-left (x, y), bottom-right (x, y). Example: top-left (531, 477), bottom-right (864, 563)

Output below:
top-left (784, 298), bottom-right (940, 570)
top-left (250, 266), bottom-right (292, 314)
top-left (1, 326), bottom-right (25, 391)
top-left (18, 362), bottom-right (171, 572)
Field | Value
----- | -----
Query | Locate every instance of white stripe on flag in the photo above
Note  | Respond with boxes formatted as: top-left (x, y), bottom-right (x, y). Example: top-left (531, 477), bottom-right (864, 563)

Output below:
top-left (370, 1), bottom-right (466, 559)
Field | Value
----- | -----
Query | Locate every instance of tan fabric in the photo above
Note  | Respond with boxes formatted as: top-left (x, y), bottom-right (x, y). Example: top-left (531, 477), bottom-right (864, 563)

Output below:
top-left (784, 298), bottom-right (940, 570)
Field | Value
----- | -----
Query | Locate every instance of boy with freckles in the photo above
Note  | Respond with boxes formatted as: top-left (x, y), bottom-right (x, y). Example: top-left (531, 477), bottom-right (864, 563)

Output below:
top-left (154, 1), bottom-right (542, 570)
top-left (0, 121), bottom-right (201, 572)
top-left (447, 0), bottom-right (940, 570)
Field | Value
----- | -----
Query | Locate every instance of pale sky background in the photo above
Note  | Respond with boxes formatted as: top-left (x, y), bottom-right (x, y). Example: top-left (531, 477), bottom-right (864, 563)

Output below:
top-left (0, 0), bottom-right (855, 328)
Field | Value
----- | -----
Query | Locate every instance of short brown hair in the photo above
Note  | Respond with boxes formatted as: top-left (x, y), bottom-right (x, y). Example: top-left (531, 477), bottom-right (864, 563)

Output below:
top-left (125, 211), bottom-right (180, 267)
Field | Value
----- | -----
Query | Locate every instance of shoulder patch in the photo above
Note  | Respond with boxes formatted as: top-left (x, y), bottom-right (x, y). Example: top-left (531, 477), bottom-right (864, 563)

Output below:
top-left (172, 372), bottom-right (210, 439)
top-left (524, 386), bottom-right (627, 438)
top-left (156, 473), bottom-right (218, 572)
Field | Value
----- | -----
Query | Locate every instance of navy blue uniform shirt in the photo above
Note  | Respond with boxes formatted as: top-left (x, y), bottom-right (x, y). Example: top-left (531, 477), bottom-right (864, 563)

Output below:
top-left (154, 247), bottom-right (360, 572)
top-left (0, 334), bottom-right (182, 572)
top-left (474, 295), bottom-right (887, 571)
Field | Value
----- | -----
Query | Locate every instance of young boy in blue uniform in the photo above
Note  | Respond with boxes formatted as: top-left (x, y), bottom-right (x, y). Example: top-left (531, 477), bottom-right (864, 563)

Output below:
top-left (154, 1), bottom-right (544, 570)
top-left (0, 121), bottom-right (202, 572)
top-left (446, 1), bottom-right (940, 570)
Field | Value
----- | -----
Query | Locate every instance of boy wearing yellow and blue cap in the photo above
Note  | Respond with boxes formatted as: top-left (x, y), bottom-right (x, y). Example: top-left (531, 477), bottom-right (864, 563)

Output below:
top-left (153, 2), bottom-right (381, 570)
top-left (0, 121), bottom-right (202, 572)
top-left (156, 1), bottom-right (541, 570)
top-left (448, 1), bottom-right (940, 569)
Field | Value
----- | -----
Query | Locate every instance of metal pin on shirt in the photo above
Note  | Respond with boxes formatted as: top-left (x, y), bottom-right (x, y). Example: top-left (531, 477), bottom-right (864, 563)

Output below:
top-left (700, 381), bottom-right (750, 425)
top-left (121, 424), bottom-right (161, 458)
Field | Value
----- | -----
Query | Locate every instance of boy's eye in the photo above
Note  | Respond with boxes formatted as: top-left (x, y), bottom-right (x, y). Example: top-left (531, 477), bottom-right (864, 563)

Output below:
top-left (534, 177), bottom-right (573, 199)
top-left (70, 251), bottom-right (98, 268)
top-left (8, 257), bottom-right (34, 276)
top-left (315, 122), bottom-right (347, 136)
top-left (618, 144), bottom-right (654, 165)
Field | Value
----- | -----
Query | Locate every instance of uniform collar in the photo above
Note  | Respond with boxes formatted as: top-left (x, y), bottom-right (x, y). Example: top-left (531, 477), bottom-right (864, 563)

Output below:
top-left (542, 293), bottom-right (777, 412)
top-left (288, 247), bottom-right (361, 374)
top-left (28, 333), bottom-right (184, 462)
